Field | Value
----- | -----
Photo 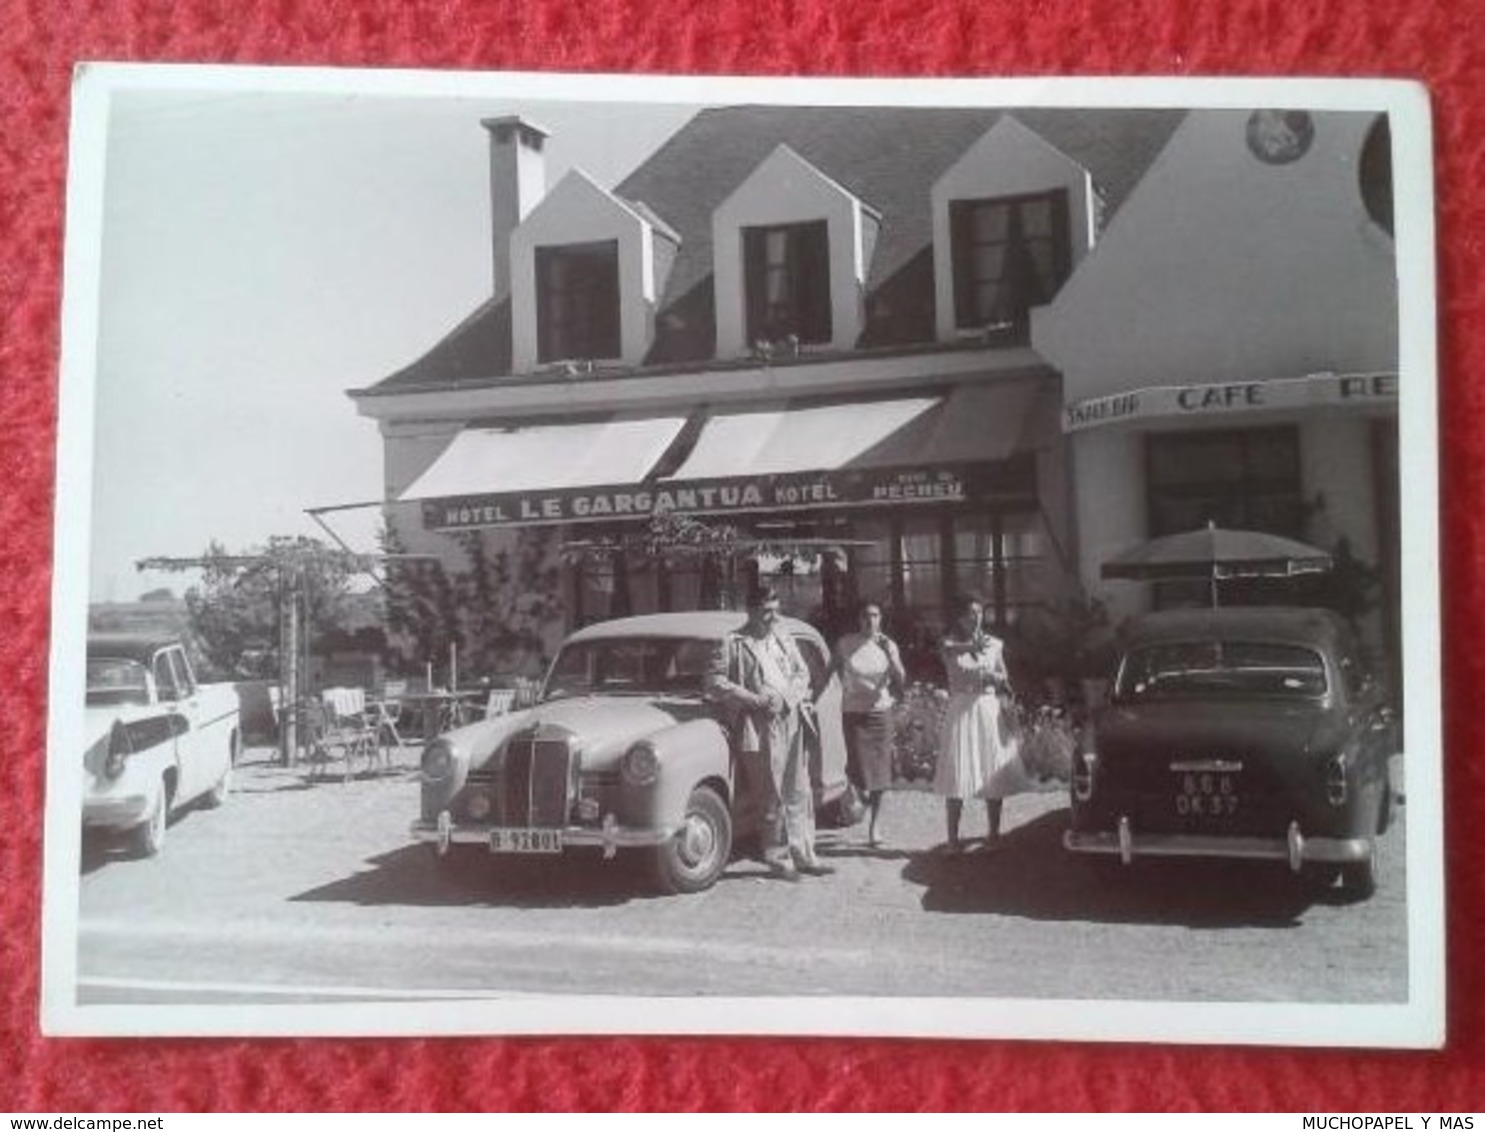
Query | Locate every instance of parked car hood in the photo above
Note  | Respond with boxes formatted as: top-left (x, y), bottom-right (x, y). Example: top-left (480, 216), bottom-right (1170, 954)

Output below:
top-left (458, 695), bottom-right (716, 772)
top-left (1095, 698), bottom-right (1332, 762)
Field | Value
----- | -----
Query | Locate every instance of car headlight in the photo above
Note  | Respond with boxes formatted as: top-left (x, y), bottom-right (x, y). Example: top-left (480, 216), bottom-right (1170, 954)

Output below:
top-left (621, 741), bottom-right (660, 787)
top-left (421, 740), bottom-right (454, 783)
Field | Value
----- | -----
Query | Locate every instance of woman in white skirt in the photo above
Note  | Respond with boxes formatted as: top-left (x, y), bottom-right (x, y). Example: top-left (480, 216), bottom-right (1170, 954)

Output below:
top-left (933, 594), bottom-right (1017, 853)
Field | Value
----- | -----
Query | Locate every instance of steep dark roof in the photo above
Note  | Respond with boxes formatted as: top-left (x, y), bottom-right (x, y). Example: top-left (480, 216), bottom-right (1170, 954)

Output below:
top-left (369, 105), bottom-right (1185, 392)
top-left (378, 297), bottom-right (512, 391)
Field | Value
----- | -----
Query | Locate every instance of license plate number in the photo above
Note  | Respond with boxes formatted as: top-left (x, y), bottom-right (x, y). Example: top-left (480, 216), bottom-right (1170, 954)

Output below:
top-left (1173, 772), bottom-right (1240, 817)
top-left (489, 828), bottom-right (563, 854)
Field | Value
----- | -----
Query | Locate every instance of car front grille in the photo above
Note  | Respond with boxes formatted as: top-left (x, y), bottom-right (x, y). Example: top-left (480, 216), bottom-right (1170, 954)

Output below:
top-left (493, 735), bottom-right (573, 827)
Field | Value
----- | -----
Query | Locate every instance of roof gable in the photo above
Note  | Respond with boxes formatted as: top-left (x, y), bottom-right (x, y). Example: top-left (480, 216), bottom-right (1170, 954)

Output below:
top-left (518, 168), bottom-right (651, 241)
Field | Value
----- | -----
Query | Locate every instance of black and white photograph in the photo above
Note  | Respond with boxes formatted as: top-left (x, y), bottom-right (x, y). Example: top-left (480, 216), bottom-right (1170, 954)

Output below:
top-left (44, 67), bottom-right (1442, 1045)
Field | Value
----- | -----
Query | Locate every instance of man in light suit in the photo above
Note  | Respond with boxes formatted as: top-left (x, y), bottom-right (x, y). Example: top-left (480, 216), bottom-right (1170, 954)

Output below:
top-left (705, 585), bottom-right (833, 881)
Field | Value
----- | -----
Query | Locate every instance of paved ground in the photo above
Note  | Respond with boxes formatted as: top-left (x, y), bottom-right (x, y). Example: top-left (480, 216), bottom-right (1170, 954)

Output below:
top-left (73, 745), bottom-right (1410, 1008)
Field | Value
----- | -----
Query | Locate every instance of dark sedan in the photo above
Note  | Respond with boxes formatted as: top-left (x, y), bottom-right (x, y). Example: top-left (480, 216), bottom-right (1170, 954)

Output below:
top-left (1063, 607), bottom-right (1397, 898)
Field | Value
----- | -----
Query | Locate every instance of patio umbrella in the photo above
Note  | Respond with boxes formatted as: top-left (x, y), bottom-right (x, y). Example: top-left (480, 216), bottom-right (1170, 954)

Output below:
top-left (1100, 521), bottom-right (1332, 606)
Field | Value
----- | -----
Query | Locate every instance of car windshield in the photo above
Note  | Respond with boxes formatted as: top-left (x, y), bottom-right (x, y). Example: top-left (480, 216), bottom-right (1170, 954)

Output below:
top-left (542, 637), bottom-right (716, 700)
top-left (1115, 640), bottom-right (1328, 702)
top-left (86, 656), bottom-right (151, 706)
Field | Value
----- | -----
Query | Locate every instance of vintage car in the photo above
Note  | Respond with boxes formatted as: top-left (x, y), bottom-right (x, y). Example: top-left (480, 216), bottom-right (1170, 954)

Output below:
top-left (411, 611), bottom-right (858, 894)
top-left (1063, 607), bottom-right (1397, 898)
top-left (83, 634), bottom-right (241, 856)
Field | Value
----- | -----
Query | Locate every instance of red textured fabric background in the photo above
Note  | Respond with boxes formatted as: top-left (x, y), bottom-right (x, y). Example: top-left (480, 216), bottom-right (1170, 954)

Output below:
top-left (2, 0), bottom-right (1480, 1113)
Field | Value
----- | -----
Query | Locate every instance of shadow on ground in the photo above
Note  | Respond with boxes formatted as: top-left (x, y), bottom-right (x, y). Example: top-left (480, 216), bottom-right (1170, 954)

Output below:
top-left (287, 842), bottom-right (674, 910)
top-left (899, 810), bottom-right (1361, 929)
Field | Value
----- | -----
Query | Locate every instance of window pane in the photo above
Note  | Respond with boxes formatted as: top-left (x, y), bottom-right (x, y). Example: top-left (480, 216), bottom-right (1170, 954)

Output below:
top-left (1020, 197), bottom-right (1053, 236)
top-left (169, 651), bottom-right (194, 696)
top-left (1245, 431), bottom-right (1301, 482)
top-left (154, 655), bottom-right (178, 699)
top-left (900, 515), bottom-right (942, 616)
top-left (972, 242), bottom-right (1006, 282)
top-left (765, 229), bottom-right (789, 266)
top-left (850, 518), bottom-right (893, 608)
top-left (1026, 239), bottom-right (1057, 292)
top-left (666, 562), bottom-right (704, 613)
top-left (536, 241), bottom-right (621, 362)
top-left (1145, 428), bottom-right (1305, 601)
top-left (744, 220), bottom-right (831, 344)
top-left (954, 191), bottom-right (1070, 331)
top-left (971, 204), bottom-right (1009, 242)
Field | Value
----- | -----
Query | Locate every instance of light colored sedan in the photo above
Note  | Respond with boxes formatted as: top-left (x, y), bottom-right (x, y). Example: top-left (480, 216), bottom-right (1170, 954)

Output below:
top-left (83, 634), bottom-right (241, 857)
top-left (412, 611), bottom-right (859, 894)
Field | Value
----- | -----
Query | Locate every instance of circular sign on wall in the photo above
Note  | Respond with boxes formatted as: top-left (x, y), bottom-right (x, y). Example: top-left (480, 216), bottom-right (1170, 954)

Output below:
top-left (1245, 109), bottom-right (1316, 165)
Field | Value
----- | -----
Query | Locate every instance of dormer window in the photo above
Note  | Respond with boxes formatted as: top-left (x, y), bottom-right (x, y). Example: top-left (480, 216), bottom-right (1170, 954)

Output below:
top-left (536, 240), bottom-right (621, 362)
top-left (712, 146), bottom-right (874, 358)
top-left (950, 189), bottom-right (1071, 339)
top-left (743, 220), bottom-right (832, 345)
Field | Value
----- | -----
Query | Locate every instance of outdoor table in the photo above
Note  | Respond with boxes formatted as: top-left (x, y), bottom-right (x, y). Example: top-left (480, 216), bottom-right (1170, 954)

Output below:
top-left (396, 690), bottom-right (488, 742)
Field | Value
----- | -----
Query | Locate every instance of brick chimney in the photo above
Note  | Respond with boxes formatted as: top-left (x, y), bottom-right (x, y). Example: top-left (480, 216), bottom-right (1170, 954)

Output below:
top-left (481, 115), bottom-right (549, 302)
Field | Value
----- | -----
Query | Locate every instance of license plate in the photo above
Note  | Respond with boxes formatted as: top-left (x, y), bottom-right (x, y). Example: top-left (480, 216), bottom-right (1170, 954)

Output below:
top-left (1173, 771), bottom-right (1240, 817)
top-left (489, 828), bottom-right (563, 854)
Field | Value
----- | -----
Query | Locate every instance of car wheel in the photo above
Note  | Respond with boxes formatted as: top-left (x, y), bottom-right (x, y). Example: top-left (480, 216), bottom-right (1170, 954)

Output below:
top-left (1377, 782), bottom-right (1394, 835)
top-left (1302, 863), bottom-right (1341, 893)
top-left (652, 785), bottom-right (732, 895)
top-left (131, 782), bottom-right (168, 858)
top-left (1340, 853), bottom-right (1378, 901)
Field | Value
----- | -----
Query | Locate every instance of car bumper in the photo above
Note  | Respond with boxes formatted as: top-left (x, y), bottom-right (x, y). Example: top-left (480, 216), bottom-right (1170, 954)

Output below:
top-left (1063, 816), bottom-right (1372, 872)
top-left (411, 811), bottom-right (678, 859)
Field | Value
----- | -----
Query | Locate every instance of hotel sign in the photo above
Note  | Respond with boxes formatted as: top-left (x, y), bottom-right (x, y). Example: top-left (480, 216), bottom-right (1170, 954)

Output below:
top-left (1062, 372), bottom-right (1398, 433)
top-left (424, 461), bottom-right (1032, 532)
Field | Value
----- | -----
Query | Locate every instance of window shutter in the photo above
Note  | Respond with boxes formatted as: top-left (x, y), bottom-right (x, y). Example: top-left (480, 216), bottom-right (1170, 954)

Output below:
top-left (949, 201), bottom-right (975, 329)
top-left (594, 243), bottom-right (621, 358)
top-left (999, 207), bottom-right (1037, 315)
top-left (798, 221), bottom-right (832, 343)
top-left (535, 247), bottom-right (555, 362)
top-left (1050, 189), bottom-right (1072, 290)
top-left (743, 228), bottom-right (768, 344)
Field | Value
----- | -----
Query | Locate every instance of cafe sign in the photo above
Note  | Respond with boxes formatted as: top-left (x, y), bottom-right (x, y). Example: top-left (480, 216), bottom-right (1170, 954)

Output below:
top-left (1062, 371), bottom-right (1398, 433)
top-left (424, 462), bottom-right (1029, 532)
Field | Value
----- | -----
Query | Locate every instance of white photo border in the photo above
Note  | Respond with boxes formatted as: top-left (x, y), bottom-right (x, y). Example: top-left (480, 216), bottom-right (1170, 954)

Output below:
top-left (44, 65), bottom-right (1442, 1046)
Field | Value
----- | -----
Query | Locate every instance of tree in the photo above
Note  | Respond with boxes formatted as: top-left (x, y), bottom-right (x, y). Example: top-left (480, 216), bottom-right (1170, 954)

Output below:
top-left (180, 537), bottom-right (360, 678)
top-left (380, 525), bottom-right (563, 682)
top-left (455, 528), bottom-right (563, 677)
top-left (380, 525), bottom-right (460, 676)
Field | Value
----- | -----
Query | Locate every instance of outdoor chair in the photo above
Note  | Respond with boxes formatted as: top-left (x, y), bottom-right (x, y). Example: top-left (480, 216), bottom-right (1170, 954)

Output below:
top-left (295, 698), bottom-right (342, 782)
top-left (313, 686), bottom-right (382, 780)
top-left (484, 687), bottom-right (516, 719)
top-left (364, 694), bottom-right (406, 767)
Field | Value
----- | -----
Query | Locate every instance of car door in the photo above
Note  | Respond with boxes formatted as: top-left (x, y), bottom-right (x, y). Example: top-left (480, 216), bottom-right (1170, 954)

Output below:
top-left (163, 648), bottom-right (209, 800)
top-left (1334, 643), bottom-right (1393, 822)
top-left (792, 633), bottom-right (849, 796)
top-left (146, 648), bottom-right (191, 798)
